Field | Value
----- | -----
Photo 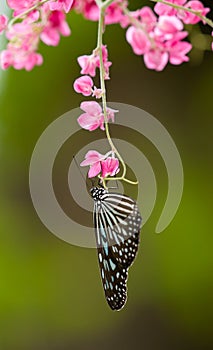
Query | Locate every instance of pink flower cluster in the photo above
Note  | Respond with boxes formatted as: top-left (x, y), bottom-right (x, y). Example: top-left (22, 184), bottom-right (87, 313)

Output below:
top-left (0, 0), bottom-right (73, 70)
top-left (80, 150), bottom-right (119, 178)
top-left (0, 0), bottom-right (212, 72)
top-left (123, 1), bottom-right (210, 71)
top-left (74, 41), bottom-right (119, 179)
top-left (125, 8), bottom-right (186, 71)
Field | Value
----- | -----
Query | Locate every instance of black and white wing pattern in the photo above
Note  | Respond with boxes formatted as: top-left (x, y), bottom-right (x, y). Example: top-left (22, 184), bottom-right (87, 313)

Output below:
top-left (91, 187), bottom-right (142, 311)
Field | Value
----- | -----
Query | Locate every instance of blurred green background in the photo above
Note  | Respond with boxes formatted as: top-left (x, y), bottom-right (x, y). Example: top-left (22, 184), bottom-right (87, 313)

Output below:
top-left (0, 1), bottom-right (213, 349)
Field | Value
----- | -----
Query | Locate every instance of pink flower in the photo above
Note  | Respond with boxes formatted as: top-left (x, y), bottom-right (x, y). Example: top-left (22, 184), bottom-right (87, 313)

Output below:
top-left (78, 101), bottom-right (104, 131)
top-left (92, 87), bottom-right (103, 99)
top-left (77, 101), bottom-right (118, 131)
top-left (144, 48), bottom-right (169, 71)
top-left (80, 150), bottom-right (106, 178)
top-left (126, 27), bottom-right (150, 55)
top-left (77, 45), bottom-right (112, 79)
top-left (139, 7), bottom-right (157, 32)
top-left (180, 1), bottom-right (210, 24)
top-left (80, 150), bottom-right (119, 178)
top-left (101, 158), bottom-right (119, 178)
top-left (78, 53), bottom-right (98, 77)
top-left (155, 15), bottom-right (183, 40)
top-left (48, 0), bottom-right (74, 13)
top-left (0, 15), bottom-right (8, 34)
top-left (105, 1), bottom-right (126, 25)
top-left (73, 75), bottom-right (94, 96)
top-left (167, 38), bottom-right (192, 64)
top-left (40, 8), bottom-right (71, 46)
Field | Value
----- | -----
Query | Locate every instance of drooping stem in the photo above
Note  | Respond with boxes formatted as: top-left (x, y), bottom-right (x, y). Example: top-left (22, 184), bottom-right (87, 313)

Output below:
top-left (150, 0), bottom-right (213, 29)
top-left (95, 0), bottom-right (138, 188)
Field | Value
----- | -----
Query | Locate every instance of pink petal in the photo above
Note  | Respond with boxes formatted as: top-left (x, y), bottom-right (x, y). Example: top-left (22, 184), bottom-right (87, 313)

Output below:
top-left (77, 55), bottom-right (97, 77)
top-left (144, 49), bottom-right (169, 71)
top-left (80, 150), bottom-right (105, 166)
top-left (0, 15), bottom-right (8, 33)
top-left (158, 15), bottom-right (183, 33)
top-left (73, 75), bottom-right (93, 96)
top-left (80, 101), bottom-right (102, 116)
top-left (77, 113), bottom-right (100, 131)
top-left (88, 162), bottom-right (101, 178)
top-left (101, 158), bottom-right (119, 178)
top-left (126, 26), bottom-right (150, 55)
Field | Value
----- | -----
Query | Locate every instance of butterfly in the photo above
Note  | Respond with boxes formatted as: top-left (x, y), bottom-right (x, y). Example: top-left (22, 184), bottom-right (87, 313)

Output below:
top-left (90, 186), bottom-right (142, 311)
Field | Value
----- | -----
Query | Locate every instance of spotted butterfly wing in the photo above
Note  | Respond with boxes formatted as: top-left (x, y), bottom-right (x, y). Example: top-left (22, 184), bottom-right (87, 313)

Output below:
top-left (91, 187), bottom-right (142, 310)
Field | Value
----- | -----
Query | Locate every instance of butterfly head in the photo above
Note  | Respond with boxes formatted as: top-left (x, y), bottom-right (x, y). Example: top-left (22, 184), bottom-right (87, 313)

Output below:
top-left (90, 186), bottom-right (107, 201)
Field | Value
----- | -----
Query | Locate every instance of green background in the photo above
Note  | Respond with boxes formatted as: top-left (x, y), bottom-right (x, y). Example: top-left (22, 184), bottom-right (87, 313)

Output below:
top-left (0, 1), bottom-right (212, 349)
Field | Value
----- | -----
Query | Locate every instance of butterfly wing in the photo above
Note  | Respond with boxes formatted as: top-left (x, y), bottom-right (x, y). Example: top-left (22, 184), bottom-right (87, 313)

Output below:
top-left (94, 193), bottom-right (142, 310)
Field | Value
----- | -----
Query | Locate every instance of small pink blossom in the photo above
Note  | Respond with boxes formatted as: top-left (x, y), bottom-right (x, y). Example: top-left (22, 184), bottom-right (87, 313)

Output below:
top-left (80, 150), bottom-right (119, 178)
top-left (0, 15), bottom-right (8, 34)
top-left (77, 45), bottom-right (112, 79)
top-left (144, 49), bottom-right (169, 71)
top-left (78, 101), bottom-right (104, 131)
top-left (105, 1), bottom-right (126, 25)
top-left (126, 27), bottom-right (150, 55)
top-left (101, 158), bottom-right (119, 178)
top-left (48, 0), bottom-right (74, 13)
top-left (73, 75), bottom-right (94, 96)
top-left (167, 38), bottom-right (192, 64)
top-left (180, 1), bottom-right (210, 24)
top-left (40, 9), bottom-right (71, 46)
top-left (80, 150), bottom-right (106, 178)
top-left (78, 53), bottom-right (98, 77)
top-left (92, 87), bottom-right (103, 99)
top-left (77, 101), bottom-right (117, 131)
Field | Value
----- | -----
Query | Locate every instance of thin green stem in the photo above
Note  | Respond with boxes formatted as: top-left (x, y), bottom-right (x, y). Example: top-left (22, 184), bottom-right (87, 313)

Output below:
top-left (95, 0), bottom-right (138, 189)
top-left (8, 0), bottom-right (48, 28)
top-left (150, 0), bottom-right (213, 29)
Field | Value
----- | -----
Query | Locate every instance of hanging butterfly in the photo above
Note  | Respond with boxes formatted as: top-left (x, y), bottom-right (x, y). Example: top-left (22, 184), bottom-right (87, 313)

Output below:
top-left (90, 185), bottom-right (142, 311)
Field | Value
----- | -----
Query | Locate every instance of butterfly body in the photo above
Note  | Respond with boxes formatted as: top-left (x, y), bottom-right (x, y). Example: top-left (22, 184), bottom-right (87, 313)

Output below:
top-left (91, 186), bottom-right (142, 311)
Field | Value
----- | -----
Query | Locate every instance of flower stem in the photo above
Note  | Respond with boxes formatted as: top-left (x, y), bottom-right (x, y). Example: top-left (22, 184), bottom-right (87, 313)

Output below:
top-left (95, 0), bottom-right (138, 189)
top-left (150, 0), bottom-right (213, 29)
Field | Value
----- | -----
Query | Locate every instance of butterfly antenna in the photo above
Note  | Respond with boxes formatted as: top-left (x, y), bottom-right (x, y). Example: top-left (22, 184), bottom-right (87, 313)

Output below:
top-left (72, 155), bottom-right (87, 183)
